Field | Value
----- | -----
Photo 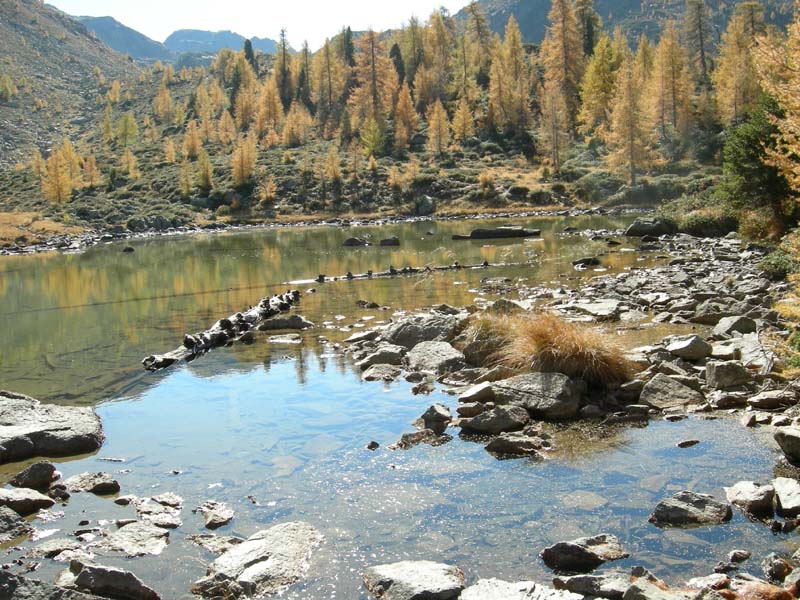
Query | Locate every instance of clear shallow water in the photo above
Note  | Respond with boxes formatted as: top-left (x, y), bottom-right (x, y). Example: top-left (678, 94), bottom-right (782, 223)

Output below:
top-left (0, 216), bottom-right (790, 598)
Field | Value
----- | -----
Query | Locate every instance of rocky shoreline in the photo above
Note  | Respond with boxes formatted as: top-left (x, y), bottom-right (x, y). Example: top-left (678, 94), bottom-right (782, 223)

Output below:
top-left (0, 205), bottom-right (645, 257)
top-left (2, 218), bottom-right (800, 599)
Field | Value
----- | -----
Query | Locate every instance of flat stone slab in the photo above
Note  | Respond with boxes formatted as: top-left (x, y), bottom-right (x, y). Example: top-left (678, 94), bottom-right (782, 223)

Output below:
top-left (0, 391), bottom-right (104, 464)
top-left (540, 534), bottom-right (629, 572)
top-left (666, 335), bottom-right (712, 361)
top-left (773, 477), bottom-right (800, 517)
top-left (188, 534), bottom-right (244, 554)
top-left (462, 579), bottom-right (583, 600)
top-left (649, 491), bottom-right (732, 527)
top-left (92, 521), bottom-right (170, 556)
top-left (363, 560), bottom-right (465, 600)
top-left (553, 571), bottom-right (632, 599)
top-left (0, 487), bottom-right (55, 515)
top-left (192, 521), bottom-right (322, 598)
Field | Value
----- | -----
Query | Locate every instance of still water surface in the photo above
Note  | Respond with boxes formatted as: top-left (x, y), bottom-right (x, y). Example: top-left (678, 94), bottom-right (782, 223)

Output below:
top-left (0, 216), bottom-right (788, 598)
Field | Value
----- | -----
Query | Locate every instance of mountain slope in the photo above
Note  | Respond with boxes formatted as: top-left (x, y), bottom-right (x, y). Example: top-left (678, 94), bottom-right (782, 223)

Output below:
top-left (0, 0), bottom-right (137, 169)
top-left (77, 16), bottom-right (174, 62)
top-left (163, 29), bottom-right (280, 55)
top-left (459, 0), bottom-right (795, 43)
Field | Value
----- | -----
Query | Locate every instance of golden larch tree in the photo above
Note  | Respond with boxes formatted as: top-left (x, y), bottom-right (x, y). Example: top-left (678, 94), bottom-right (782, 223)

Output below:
top-left (82, 155), bottom-right (100, 189)
top-left (231, 135), bottom-right (257, 188)
top-left (577, 33), bottom-right (616, 136)
top-left (42, 152), bottom-right (73, 203)
top-left (394, 82), bottom-right (419, 151)
top-left (183, 119), bottom-right (202, 159)
top-left (164, 138), bottom-right (176, 163)
top-left (539, 79), bottom-right (569, 175)
top-left (540, 0), bottom-right (585, 130)
top-left (452, 96), bottom-right (476, 142)
top-left (714, 8), bottom-right (762, 124)
top-left (488, 17), bottom-right (532, 132)
top-left (153, 85), bottom-right (173, 123)
top-left (312, 38), bottom-right (347, 134)
top-left (348, 29), bottom-right (397, 131)
top-left (647, 21), bottom-right (692, 140)
top-left (426, 99), bottom-right (451, 156)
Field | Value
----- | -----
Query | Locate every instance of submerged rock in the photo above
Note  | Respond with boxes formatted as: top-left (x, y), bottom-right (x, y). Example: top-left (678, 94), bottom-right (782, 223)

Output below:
top-left (196, 500), bottom-right (234, 530)
top-left (362, 560), bottom-right (465, 600)
top-left (258, 315), bottom-right (315, 331)
top-left (649, 491), bottom-right (732, 526)
top-left (26, 537), bottom-right (82, 559)
top-left (540, 534), bottom-right (629, 572)
top-left (188, 533), bottom-right (244, 554)
top-left (92, 521), bottom-right (170, 556)
top-left (192, 521), bottom-right (322, 599)
top-left (362, 364), bottom-right (402, 382)
top-left (462, 579), bottom-right (582, 600)
top-left (134, 495), bottom-right (183, 529)
top-left (0, 505), bottom-right (33, 542)
top-left (492, 373), bottom-right (584, 420)
top-left (485, 432), bottom-right (546, 457)
top-left (460, 405), bottom-right (530, 434)
top-left (0, 391), bottom-right (104, 464)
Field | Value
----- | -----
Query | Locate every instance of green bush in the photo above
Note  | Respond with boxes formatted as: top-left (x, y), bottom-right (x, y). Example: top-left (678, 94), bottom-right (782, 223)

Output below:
top-left (760, 250), bottom-right (795, 281)
top-left (215, 205), bottom-right (231, 217)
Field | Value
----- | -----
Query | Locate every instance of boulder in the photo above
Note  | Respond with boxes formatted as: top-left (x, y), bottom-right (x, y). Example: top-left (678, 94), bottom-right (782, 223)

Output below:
top-left (357, 345), bottom-right (406, 370)
top-left (460, 405), bottom-right (530, 435)
top-left (343, 237), bottom-right (369, 247)
top-left (464, 226), bottom-right (541, 240)
top-left (362, 364), bottom-right (402, 382)
top-left (64, 472), bottom-right (120, 495)
top-left (639, 374), bottom-right (704, 410)
top-left (385, 314), bottom-right (461, 349)
top-left (775, 428), bottom-right (800, 464)
top-left (459, 381), bottom-right (495, 404)
top-left (492, 373), bottom-right (584, 420)
top-left (196, 501), bottom-right (234, 530)
top-left (9, 461), bottom-right (59, 491)
top-left (457, 403), bottom-right (486, 418)
top-left (462, 579), bottom-right (582, 600)
top-left (649, 491), bottom-right (732, 526)
top-left (0, 391), bottom-right (104, 464)
top-left (419, 404), bottom-right (451, 434)
top-left (749, 390), bottom-right (795, 409)
top-left (0, 505), bottom-right (32, 542)
top-left (362, 560), bottom-right (465, 600)
top-left (485, 432), bottom-right (546, 457)
top-left (773, 477), bottom-right (800, 518)
top-left (568, 300), bottom-right (621, 321)
top-left (0, 487), bottom-right (55, 515)
top-left (624, 218), bottom-right (677, 237)
top-left (192, 522), bottom-right (323, 598)
top-left (540, 534), bottom-right (629, 572)
top-left (706, 361), bottom-right (751, 390)
top-left (258, 315), bottom-right (315, 331)
top-left (713, 316), bottom-right (757, 338)
top-left (380, 237), bottom-right (400, 247)
top-left (0, 572), bottom-right (103, 599)
top-left (64, 561), bottom-right (161, 600)
top-left (92, 521), bottom-right (170, 556)
top-left (553, 571), bottom-right (632, 599)
top-left (724, 481), bottom-right (775, 515)
top-left (666, 335), bottom-right (712, 361)
top-left (407, 342), bottom-right (466, 374)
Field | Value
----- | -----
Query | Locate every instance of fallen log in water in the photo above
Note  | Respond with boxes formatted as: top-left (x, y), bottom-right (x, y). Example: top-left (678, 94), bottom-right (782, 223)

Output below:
top-left (142, 290), bottom-right (301, 371)
top-left (288, 259), bottom-right (539, 285)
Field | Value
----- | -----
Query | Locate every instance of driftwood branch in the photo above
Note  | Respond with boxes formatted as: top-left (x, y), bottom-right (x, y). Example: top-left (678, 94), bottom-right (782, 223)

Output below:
top-left (142, 290), bottom-right (301, 371)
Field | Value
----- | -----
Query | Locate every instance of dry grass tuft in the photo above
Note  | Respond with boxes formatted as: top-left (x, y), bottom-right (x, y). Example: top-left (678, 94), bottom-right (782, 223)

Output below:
top-left (462, 312), bottom-right (634, 388)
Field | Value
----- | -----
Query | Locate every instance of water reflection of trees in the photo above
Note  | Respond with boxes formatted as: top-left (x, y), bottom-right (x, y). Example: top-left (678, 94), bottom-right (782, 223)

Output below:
top-left (0, 216), bottom-right (636, 404)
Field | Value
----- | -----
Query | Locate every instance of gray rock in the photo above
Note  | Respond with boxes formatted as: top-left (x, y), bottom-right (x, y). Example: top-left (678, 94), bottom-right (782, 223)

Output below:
top-left (748, 390), bottom-right (795, 409)
top-left (268, 334), bottom-right (302, 344)
top-left (456, 403), bottom-right (486, 418)
top-left (380, 237), bottom-right (400, 247)
top-left (775, 428), bottom-right (800, 464)
top-left (192, 522), bottom-right (323, 598)
top-left (773, 477), bottom-right (800, 517)
top-left (407, 342), bottom-right (466, 374)
top-left (362, 364), bottom-right (402, 382)
top-left (713, 316), bottom-right (757, 338)
top-left (724, 481), bottom-right (774, 515)
top-left (686, 574), bottom-right (730, 590)
top-left (492, 373), bottom-right (584, 420)
top-left (344, 330), bottom-right (381, 344)
top-left (362, 560), bottom-right (465, 600)
top-left (568, 299), bottom-right (621, 321)
top-left (357, 345), bottom-right (406, 370)
top-left (92, 521), bottom-right (170, 556)
top-left (64, 472), bottom-right (120, 495)
top-left (460, 405), bottom-right (530, 434)
top-left (65, 561), bottom-right (161, 600)
top-left (0, 487), bottom-right (55, 515)
top-left (259, 315), bottom-right (315, 331)
top-left (0, 505), bottom-right (32, 542)
top-left (188, 534), bottom-right (244, 554)
top-left (196, 500), bottom-right (234, 530)
top-left (0, 572), bottom-right (103, 599)
top-left (639, 374), bottom-right (704, 410)
top-left (463, 579), bottom-right (582, 600)
top-left (385, 314), bottom-right (461, 349)
top-left (388, 430), bottom-right (452, 450)
top-left (622, 578), bottom-right (689, 600)
top-left (649, 491), bottom-right (732, 526)
top-left (419, 404), bottom-right (451, 433)
top-left (762, 553), bottom-right (792, 583)
top-left (540, 534), bottom-right (628, 572)
top-left (134, 495), bottom-right (182, 529)
top-left (466, 226), bottom-right (540, 240)
top-left (625, 218), bottom-right (677, 237)
top-left (26, 537), bottom-right (82, 558)
top-left (0, 391), bottom-right (104, 464)
top-left (485, 432), bottom-right (546, 457)
top-left (458, 381), bottom-right (495, 403)
top-left (343, 237), bottom-right (369, 247)
top-left (706, 361), bottom-right (751, 390)
top-left (553, 570), bottom-right (632, 599)
top-left (666, 335), bottom-right (712, 361)
top-left (10, 461), bottom-right (60, 491)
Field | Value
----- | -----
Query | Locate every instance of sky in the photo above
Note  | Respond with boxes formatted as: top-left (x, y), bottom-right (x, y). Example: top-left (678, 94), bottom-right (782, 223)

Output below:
top-left (48, 0), bottom-right (472, 50)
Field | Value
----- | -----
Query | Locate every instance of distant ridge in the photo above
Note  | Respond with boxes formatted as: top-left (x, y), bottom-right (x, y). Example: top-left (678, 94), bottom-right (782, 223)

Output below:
top-left (78, 16), bottom-right (174, 62)
top-left (163, 29), bottom-right (283, 55)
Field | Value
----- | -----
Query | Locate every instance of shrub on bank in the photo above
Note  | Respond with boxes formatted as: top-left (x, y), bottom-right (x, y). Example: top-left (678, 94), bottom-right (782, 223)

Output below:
top-left (460, 312), bottom-right (634, 388)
